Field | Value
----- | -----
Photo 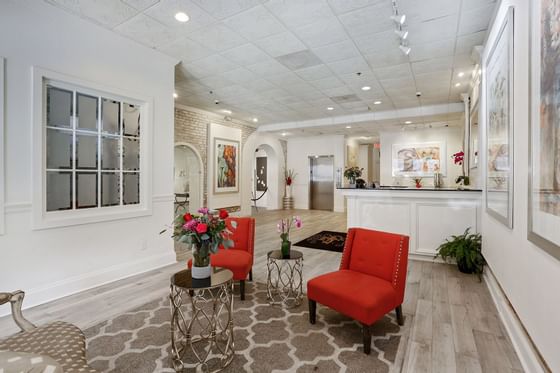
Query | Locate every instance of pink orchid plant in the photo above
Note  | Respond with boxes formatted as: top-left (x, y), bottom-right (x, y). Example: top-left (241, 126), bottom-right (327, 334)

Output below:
top-left (277, 216), bottom-right (303, 243)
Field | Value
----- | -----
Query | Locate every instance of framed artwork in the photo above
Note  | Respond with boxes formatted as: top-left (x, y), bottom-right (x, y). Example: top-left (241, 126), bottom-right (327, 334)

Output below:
top-left (528, 0), bottom-right (560, 259)
top-left (484, 6), bottom-right (514, 228)
top-left (469, 103), bottom-right (480, 169)
top-left (391, 142), bottom-right (446, 177)
top-left (214, 138), bottom-right (239, 194)
top-left (256, 156), bottom-right (267, 192)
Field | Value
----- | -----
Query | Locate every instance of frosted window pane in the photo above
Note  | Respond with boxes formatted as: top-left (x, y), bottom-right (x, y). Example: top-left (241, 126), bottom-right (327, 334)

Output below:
top-left (76, 133), bottom-right (98, 169)
top-left (123, 173), bottom-right (139, 205)
top-left (101, 172), bottom-right (120, 206)
top-left (123, 138), bottom-right (139, 171)
top-left (76, 172), bottom-right (97, 209)
top-left (77, 94), bottom-right (98, 130)
top-left (47, 86), bottom-right (72, 128)
top-left (46, 171), bottom-right (72, 211)
top-left (102, 99), bottom-right (120, 134)
top-left (123, 103), bottom-right (140, 137)
top-left (101, 136), bottom-right (119, 170)
top-left (47, 129), bottom-right (72, 169)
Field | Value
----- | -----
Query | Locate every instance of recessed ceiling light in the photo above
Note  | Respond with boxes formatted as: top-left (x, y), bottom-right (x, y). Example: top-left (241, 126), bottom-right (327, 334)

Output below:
top-left (395, 29), bottom-right (409, 39)
top-left (457, 72), bottom-right (465, 77)
top-left (361, 86), bottom-right (371, 91)
top-left (281, 132), bottom-right (287, 136)
top-left (252, 117), bottom-right (258, 123)
top-left (405, 120), bottom-right (412, 124)
top-left (374, 100), bottom-right (382, 105)
top-left (221, 109), bottom-right (232, 114)
top-left (174, 12), bottom-right (189, 22)
top-left (173, 93), bottom-right (178, 99)
top-left (399, 45), bottom-right (411, 55)
top-left (327, 107), bottom-right (334, 111)
top-left (346, 126), bottom-right (352, 129)
top-left (390, 14), bottom-right (406, 24)
top-left (455, 83), bottom-right (461, 87)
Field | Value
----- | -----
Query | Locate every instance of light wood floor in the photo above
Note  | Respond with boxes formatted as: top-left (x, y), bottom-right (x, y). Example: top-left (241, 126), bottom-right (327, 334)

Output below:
top-left (0, 209), bottom-right (523, 372)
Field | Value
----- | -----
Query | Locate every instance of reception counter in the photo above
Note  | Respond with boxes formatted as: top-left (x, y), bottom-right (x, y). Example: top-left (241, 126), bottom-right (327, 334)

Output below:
top-left (340, 187), bottom-right (482, 260)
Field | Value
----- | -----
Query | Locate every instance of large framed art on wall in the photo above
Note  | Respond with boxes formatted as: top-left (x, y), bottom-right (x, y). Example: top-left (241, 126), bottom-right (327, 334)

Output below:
top-left (529, 0), bottom-right (560, 260)
top-left (214, 138), bottom-right (239, 194)
top-left (485, 6), bottom-right (514, 229)
top-left (391, 141), bottom-right (446, 178)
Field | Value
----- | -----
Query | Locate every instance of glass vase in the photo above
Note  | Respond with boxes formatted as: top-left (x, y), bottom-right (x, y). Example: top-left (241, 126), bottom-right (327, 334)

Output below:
top-left (281, 239), bottom-right (291, 258)
top-left (192, 241), bottom-right (211, 279)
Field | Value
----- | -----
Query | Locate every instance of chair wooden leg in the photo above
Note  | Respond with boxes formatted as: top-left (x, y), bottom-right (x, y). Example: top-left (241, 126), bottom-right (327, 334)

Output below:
top-left (362, 323), bottom-right (371, 354)
top-left (249, 269), bottom-right (253, 282)
top-left (240, 280), bottom-right (245, 301)
top-left (308, 299), bottom-right (317, 324)
top-left (396, 305), bottom-right (404, 326)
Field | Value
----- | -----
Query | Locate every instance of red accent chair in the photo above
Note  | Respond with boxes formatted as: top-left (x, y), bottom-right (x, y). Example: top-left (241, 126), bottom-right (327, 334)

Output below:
top-left (307, 228), bottom-right (409, 354)
top-left (188, 217), bottom-right (255, 300)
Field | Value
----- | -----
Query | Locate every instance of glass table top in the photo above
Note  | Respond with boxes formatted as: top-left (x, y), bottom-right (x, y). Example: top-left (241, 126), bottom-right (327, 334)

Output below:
top-left (171, 267), bottom-right (233, 290)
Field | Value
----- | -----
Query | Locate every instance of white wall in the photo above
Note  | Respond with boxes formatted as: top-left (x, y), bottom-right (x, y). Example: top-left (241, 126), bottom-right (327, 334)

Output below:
top-left (481, 0), bottom-right (560, 371)
top-left (379, 127), bottom-right (463, 187)
top-left (0, 1), bottom-right (176, 314)
top-left (287, 135), bottom-right (345, 212)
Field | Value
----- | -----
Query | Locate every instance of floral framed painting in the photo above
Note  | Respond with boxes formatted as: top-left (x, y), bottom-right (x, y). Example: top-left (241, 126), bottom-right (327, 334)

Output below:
top-left (528, 0), bottom-right (560, 260)
top-left (391, 142), bottom-right (446, 178)
top-left (214, 138), bottom-right (239, 194)
top-left (484, 6), bottom-right (514, 229)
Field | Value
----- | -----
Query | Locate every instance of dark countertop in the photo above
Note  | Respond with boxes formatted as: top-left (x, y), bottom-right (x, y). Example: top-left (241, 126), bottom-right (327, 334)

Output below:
top-left (337, 186), bottom-right (482, 192)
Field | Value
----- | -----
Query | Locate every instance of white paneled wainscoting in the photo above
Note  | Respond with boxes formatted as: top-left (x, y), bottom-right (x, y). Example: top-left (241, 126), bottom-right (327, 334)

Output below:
top-left (342, 188), bottom-right (481, 260)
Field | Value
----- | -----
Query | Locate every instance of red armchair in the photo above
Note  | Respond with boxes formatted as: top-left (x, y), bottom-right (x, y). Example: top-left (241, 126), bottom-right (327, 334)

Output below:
top-left (307, 228), bottom-right (409, 354)
top-left (188, 217), bottom-right (255, 300)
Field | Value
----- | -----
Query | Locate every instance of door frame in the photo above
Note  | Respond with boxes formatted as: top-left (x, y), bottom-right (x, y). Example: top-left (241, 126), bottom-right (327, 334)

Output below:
top-left (308, 155), bottom-right (335, 211)
top-left (174, 142), bottom-right (204, 213)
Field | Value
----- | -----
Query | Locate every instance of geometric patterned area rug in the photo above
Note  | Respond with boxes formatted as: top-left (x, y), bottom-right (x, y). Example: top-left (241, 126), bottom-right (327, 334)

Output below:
top-left (85, 282), bottom-right (410, 373)
top-left (293, 231), bottom-right (347, 253)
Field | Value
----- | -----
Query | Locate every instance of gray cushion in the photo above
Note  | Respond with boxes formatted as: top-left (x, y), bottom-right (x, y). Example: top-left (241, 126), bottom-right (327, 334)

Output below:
top-left (0, 351), bottom-right (63, 373)
top-left (0, 321), bottom-right (97, 372)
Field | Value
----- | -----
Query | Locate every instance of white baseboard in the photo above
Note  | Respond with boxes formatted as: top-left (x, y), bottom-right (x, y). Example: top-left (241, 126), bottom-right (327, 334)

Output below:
top-left (0, 251), bottom-right (177, 317)
top-left (483, 268), bottom-right (548, 373)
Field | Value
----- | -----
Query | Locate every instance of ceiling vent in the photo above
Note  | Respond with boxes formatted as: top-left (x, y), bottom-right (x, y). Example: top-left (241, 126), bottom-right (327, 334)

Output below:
top-left (330, 94), bottom-right (362, 104)
top-left (275, 50), bottom-right (322, 71)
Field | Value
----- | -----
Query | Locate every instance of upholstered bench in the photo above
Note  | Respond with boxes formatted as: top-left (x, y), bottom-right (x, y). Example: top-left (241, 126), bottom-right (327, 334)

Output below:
top-left (0, 291), bottom-right (97, 373)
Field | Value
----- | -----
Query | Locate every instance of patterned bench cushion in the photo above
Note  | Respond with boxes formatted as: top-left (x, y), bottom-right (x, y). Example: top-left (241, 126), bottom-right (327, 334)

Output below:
top-left (0, 351), bottom-right (63, 373)
top-left (0, 321), bottom-right (97, 373)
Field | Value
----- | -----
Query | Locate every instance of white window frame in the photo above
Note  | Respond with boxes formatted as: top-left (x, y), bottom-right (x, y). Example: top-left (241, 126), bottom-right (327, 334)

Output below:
top-left (32, 67), bottom-right (153, 229)
top-left (0, 57), bottom-right (4, 235)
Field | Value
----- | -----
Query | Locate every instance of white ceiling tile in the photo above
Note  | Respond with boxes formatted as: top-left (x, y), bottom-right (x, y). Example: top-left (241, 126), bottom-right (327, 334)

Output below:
top-left (115, 13), bottom-right (176, 48)
top-left (223, 5), bottom-right (285, 40)
top-left (242, 78), bottom-right (277, 91)
top-left (380, 77), bottom-right (416, 90)
top-left (461, 0), bottom-right (497, 12)
top-left (453, 53), bottom-right (475, 69)
top-left (321, 86), bottom-right (354, 98)
top-left (188, 24), bottom-right (246, 52)
top-left (158, 36), bottom-right (213, 62)
top-left (411, 56), bottom-right (453, 75)
top-left (458, 4), bottom-right (494, 35)
top-left (192, 0), bottom-right (262, 20)
top-left (189, 54), bottom-right (239, 75)
top-left (220, 67), bottom-right (256, 84)
top-left (364, 48), bottom-right (409, 68)
top-left (212, 85), bottom-right (252, 98)
top-left (246, 58), bottom-right (290, 76)
top-left (292, 17), bottom-right (348, 48)
top-left (275, 50), bottom-right (323, 70)
top-left (337, 2), bottom-right (393, 37)
top-left (327, 0), bottom-right (385, 15)
top-left (266, 72), bottom-right (305, 86)
top-left (312, 40), bottom-right (360, 63)
top-left (295, 65), bottom-right (334, 81)
top-left (408, 39), bottom-right (454, 62)
top-left (122, 0), bottom-right (160, 11)
top-left (373, 63), bottom-right (413, 80)
top-left (407, 15), bottom-right (459, 45)
top-left (254, 31), bottom-right (306, 58)
top-left (220, 43), bottom-right (270, 65)
top-left (143, 0), bottom-right (215, 31)
top-left (455, 31), bottom-right (486, 55)
top-left (265, 0), bottom-right (334, 29)
top-left (353, 30), bottom-right (398, 54)
top-left (197, 75), bottom-right (235, 89)
top-left (326, 56), bottom-right (370, 75)
top-left (399, 0), bottom-right (460, 24)
top-left (47, 0), bottom-right (138, 28)
top-left (309, 76), bottom-right (345, 90)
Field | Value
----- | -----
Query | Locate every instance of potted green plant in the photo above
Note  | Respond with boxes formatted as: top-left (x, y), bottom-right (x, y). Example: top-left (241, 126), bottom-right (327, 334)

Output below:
top-left (434, 228), bottom-right (485, 279)
top-left (344, 166), bottom-right (363, 186)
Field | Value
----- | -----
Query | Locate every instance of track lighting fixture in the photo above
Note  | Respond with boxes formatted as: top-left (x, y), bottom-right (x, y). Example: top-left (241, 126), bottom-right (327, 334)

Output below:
top-left (390, 14), bottom-right (406, 25)
top-left (399, 44), bottom-right (411, 55)
top-left (395, 29), bottom-right (408, 40)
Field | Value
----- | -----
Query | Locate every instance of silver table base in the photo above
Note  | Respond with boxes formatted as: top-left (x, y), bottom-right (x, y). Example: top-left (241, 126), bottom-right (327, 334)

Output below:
top-left (266, 250), bottom-right (303, 308)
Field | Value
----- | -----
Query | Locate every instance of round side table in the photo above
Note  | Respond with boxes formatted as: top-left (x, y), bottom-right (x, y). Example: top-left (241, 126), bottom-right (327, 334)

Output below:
top-left (169, 268), bottom-right (234, 372)
top-left (266, 250), bottom-right (303, 308)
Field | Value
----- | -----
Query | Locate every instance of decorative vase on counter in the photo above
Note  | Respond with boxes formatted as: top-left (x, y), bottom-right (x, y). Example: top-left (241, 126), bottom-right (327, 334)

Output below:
top-left (191, 241), bottom-right (212, 279)
top-left (285, 184), bottom-right (292, 198)
top-left (281, 238), bottom-right (291, 258)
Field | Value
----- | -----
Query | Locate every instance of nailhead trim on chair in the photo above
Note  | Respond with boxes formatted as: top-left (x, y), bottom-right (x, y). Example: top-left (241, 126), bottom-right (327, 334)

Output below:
top-left (393, 237), bottom-right (404, 287)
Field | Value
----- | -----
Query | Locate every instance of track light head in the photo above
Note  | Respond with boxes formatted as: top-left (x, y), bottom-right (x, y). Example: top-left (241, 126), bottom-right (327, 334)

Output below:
top-left (390, 14), bottom-right (406, 25)
top-left (399, 44), bottom-right (411, 55)
top-left (395, 29), bottom-right (409, 39)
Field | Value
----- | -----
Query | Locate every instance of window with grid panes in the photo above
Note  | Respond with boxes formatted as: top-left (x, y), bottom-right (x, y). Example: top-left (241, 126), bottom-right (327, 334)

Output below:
top-left (45, 83), bottom-right (141, 212)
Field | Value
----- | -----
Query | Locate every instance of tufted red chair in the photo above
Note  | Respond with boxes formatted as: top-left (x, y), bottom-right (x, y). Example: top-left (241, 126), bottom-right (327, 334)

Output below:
top-left (188, 217), bottom-right (255, 300)
top-left (307, 228), bottom-right (409, 354)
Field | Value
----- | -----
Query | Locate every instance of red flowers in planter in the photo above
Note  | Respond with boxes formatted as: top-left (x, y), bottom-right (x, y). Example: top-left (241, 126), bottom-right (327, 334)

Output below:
top-left (452, 151), bottom-right (464, 165)
top-left (219, 209), bottom-right (229, 219)
top-left (195, 223), bottom-right (208, 234)
top-left (183, 213), bottom-right (193, 222)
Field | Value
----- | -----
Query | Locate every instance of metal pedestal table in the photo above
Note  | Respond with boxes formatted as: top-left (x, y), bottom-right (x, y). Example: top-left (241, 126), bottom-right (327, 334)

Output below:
top-left (266, 250), bottom-right (303, 308)
top-left (170, 268), bottom-right (234, 372)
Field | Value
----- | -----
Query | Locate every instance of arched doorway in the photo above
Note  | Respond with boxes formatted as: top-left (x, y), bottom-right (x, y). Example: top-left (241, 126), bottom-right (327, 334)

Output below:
top-left (174, 143), bottom-right (203, 215)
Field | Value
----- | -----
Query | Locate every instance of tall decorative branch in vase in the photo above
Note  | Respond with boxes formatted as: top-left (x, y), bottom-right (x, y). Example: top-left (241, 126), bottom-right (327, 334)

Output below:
top-left (284, 169), bottom-right (297, 198)
top-left (452, 151), bottom-right (470, 186)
